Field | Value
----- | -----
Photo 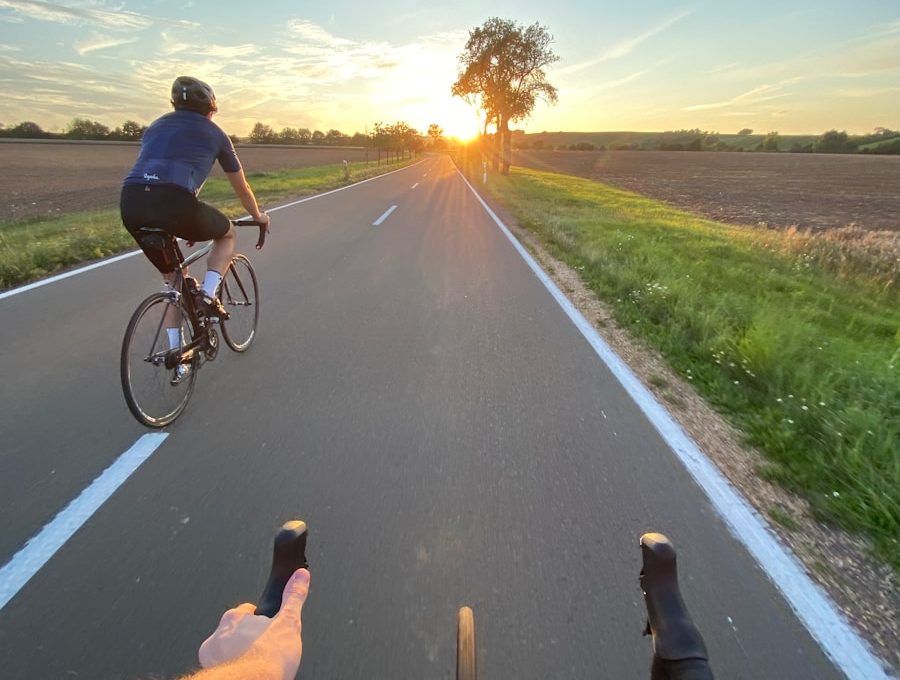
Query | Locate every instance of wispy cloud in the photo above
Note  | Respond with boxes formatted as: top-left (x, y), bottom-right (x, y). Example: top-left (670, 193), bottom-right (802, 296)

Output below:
top-left (708, 62), bottom-right (738, 75)
top-left (287, 19), bottom-right (355, 48)
top-left (0, 0), bottom-right (198, 31)
top-left (684, 83), bottom-right (789, 111)
top-left (0, 0), bottom-right (152, 30)
top-left (74, 33), bottom-right (139, 55)
top-left (831, 85), bottom-right (900, 98)
top-left (556, 9), bottom-right (694, 76)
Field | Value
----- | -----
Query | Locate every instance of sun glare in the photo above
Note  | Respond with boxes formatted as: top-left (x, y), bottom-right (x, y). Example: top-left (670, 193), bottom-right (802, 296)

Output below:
top-left (439, 99), bottom-right (481, 141)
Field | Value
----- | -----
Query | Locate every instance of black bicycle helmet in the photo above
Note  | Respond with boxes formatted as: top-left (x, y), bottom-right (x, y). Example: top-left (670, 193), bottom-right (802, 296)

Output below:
top-left (171, 76), bottom-right (218, 114)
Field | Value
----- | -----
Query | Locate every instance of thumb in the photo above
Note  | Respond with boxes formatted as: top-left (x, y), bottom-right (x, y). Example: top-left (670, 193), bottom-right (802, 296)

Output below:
top-left (272, 568), bottom-right (310, 631)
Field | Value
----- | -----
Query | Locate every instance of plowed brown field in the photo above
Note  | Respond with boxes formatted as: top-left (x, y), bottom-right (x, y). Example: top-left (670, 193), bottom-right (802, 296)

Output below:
top-left (0, 141), bottom-right (372, 221)
top-left (513, 149), bottom-right (900, 232)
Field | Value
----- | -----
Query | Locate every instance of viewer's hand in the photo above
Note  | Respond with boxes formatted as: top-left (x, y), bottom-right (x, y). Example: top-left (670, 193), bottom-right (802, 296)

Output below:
top-left (198, 568), bottom-right (310, 680)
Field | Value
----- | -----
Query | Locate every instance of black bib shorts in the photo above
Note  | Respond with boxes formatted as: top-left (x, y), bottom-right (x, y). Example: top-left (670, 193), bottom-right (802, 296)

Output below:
top-left (120, 183), bottom-right (230, 243)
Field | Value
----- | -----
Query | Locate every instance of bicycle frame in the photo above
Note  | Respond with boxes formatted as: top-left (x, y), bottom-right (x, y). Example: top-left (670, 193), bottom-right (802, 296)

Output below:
top-left (156, 241), bottom-right (212, 370)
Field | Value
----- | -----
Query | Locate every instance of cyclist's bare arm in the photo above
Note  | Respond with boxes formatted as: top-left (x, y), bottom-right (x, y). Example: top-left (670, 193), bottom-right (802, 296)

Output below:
top-left (226, 169), bottom-right (269, 225)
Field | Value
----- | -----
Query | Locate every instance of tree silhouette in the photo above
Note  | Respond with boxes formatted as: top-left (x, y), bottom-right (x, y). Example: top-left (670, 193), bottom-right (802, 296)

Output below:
top-left (66, 118), bottom-right (110, 139)
top-left (452, 18), bottom-right (558, 174)
top-left (427, 123), bottom-right (444, 149)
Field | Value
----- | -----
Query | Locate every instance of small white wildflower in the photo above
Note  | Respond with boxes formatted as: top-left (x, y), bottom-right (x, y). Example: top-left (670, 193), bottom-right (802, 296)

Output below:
top-left (776, 398), bottom-right (783, 402)
top-left (787, 419), bottom-right (795, 424)
top-left (801, 405), bottom-right (809, 411)
top-left (819, 402), bottom-right (825, 406)
top-left (733, 380), bottom-right (739, 385)
top-left (832, 491), bottom-right (840, 498)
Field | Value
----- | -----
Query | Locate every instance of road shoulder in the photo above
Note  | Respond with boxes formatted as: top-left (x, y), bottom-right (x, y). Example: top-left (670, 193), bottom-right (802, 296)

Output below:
top-left (474, 181), bottom-right (899, 674)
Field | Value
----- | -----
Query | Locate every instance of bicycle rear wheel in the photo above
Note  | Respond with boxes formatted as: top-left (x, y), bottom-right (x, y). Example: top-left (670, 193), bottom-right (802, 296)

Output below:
top-left (457, 606), bottom-right (476, 680)
top-left (220, 253), bottom-right (259, 352)
top-left (121, 292), bottom-right (198, 427)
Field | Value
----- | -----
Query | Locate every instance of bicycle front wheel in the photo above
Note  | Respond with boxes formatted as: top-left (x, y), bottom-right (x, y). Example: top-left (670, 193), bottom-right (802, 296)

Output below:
top-left (457, 606), bottom-right (476, 680)
top-left (121, 292), bottom-right (198, 427)
top-left (220, 253), bottom-right (259, 352)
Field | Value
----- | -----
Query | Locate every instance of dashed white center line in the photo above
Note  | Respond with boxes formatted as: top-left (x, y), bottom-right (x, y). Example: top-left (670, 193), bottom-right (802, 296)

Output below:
top-left (411, 183), bottom-right (419, 189)
top-left (373, 204), bottom-right (398, 226)
top-left (0, 433), bottom-right (168, 612)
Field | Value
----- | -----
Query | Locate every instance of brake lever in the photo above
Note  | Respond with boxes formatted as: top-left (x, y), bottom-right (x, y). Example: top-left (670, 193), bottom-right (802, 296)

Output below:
top-left (255, 520), bottom-right (309, 618)
top-left (256, 223), bottom-right (268, 250)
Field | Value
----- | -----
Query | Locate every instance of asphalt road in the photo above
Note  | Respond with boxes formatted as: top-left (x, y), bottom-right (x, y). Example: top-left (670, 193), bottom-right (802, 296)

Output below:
top-left (0, 156), bottom-right (843, 679)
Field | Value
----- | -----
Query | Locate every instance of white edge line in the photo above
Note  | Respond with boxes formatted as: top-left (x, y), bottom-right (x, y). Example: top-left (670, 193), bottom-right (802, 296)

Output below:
top-left (373, 204), bottom-right (398, 227)
top-left (0, 250), bottom-right (142, 301)
top-left (454, 167), bottom-right (889, 680)
top-left (0, 158), bottom-right (429, 301)
top-left (0, 433), bottom-right (168, 612)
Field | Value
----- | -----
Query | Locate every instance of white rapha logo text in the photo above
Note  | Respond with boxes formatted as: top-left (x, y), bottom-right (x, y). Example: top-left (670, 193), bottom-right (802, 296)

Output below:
top-left (143, 173), bottom-right (160, 181)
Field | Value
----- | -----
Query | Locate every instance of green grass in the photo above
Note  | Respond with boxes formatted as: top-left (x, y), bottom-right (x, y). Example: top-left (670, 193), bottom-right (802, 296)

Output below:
top-left (858, 135), bottom-right (900, 150)
top-left (0, 159), bottom-right (414, 290)
top-left (474, 162), bottom-right (900, 569)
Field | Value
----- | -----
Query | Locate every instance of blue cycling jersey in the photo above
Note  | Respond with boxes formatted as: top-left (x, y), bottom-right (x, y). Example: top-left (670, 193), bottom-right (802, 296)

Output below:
top-left (123, 110), bottom-right (241, 195)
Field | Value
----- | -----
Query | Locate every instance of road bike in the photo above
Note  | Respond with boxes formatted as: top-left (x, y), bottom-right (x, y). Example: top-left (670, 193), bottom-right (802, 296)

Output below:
top-left (252, 522), bottom-right (714, 680)
top-left (120, 219), bottom-right (267, 427)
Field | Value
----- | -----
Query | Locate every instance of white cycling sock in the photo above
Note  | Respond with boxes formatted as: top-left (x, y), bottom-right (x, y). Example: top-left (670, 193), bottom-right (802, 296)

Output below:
top-left (202, 270), bottom-right (222, 297)
top-left (167, 327), bottom-right (182, 350)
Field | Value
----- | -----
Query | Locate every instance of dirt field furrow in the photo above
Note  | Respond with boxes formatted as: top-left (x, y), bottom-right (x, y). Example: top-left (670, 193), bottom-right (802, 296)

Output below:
top-left (513, 149), bottom-right (900, 232)
top-left (0, 141), bottom-right (373, 221)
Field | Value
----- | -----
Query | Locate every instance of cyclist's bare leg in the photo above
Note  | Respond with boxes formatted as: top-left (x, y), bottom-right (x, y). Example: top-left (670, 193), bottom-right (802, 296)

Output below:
top-left (206, 224), bottom-right (236, 278)
top-left (161, 270), bottom-right (183, 345)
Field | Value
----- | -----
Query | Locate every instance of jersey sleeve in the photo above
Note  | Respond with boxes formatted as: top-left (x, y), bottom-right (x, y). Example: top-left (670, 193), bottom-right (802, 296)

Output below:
top-left (217, 130), bottom-right (242, 173)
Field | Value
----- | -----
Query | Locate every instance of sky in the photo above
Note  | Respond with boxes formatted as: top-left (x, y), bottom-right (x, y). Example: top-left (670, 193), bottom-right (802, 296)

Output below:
top-left (0, 0), bottom-right (898, 138)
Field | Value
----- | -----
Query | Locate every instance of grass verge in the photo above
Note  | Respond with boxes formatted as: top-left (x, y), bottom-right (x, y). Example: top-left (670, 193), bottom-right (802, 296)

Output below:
top-left (474, 162), bottom-right (899, 569)
top-left (0, 159), bottom-right (415, 290)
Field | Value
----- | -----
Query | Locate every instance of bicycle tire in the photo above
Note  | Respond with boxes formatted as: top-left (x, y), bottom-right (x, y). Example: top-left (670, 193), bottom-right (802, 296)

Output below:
top-left (121, 292), bottom-right (198, 427)
top-left (220, 254), bottom-right (259, 352)
top-left (457, 606), bottom-right (476, 680)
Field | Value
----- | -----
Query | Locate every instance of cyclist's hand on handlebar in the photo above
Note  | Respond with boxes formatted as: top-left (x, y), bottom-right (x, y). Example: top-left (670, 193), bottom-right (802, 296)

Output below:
top-left (254, 211), bottom-right (270, 229)
top-left (198, 568), bottom-right (310, 680)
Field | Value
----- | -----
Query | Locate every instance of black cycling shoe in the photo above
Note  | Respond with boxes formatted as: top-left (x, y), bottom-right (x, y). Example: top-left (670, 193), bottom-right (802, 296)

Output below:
top-left (198, 293), bottom-right (230, 321)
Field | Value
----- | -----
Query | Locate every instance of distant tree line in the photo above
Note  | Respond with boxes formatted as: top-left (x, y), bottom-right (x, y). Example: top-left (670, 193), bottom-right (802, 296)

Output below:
top-left (0, 118), bottom-right (450, 155)
top-left (0, 118), bottom-right (147, 141)
top-left (513, 127), bottom-right (900, 155)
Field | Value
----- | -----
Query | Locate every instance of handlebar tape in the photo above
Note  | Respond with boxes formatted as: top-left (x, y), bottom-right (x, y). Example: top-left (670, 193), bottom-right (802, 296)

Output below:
top-left (255, 520), bottom-right (309, 618)
top-left (640, 533), bottom-right (713, 680)
top-left (231, 218), bottom-right (268, 250)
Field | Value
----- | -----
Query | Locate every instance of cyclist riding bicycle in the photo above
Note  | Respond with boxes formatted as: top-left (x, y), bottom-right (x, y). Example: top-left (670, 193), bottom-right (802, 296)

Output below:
top-left (120, 76), bottom-right (270, 384)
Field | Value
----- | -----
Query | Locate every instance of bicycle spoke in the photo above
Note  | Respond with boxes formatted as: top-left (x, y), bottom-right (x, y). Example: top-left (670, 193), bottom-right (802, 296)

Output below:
top-left (121, 293), bottom-right (198, 427)
top-left (220, 254), bottom-right (259, 352)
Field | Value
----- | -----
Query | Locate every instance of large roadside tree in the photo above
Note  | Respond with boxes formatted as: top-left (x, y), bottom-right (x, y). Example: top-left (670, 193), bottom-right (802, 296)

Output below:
top-left (452, 18), bottom-right (558, 174)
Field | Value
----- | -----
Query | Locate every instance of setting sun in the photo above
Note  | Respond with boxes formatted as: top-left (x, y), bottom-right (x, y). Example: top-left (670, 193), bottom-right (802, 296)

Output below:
top-left (436, 98), bottom-right (482, 142)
